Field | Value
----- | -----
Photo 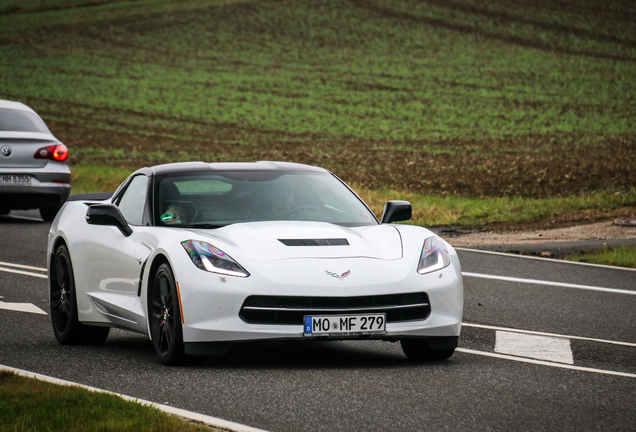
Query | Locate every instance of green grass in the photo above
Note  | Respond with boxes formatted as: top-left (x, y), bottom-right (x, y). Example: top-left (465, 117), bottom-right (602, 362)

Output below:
top-left (2, 0), bottom-right (636, 216)
top-left (566, 246), bottom-right (636, 269)
top-left (1, 0), bottom-right (634, 143)
top-left (2, 0), bottom-right (633, 141)
top-left (70, 164), bottom-right (133, 194)
top-left (356, 186), bottom-right (636, 227)
top-left (0, 371), bottom-right (218, 432)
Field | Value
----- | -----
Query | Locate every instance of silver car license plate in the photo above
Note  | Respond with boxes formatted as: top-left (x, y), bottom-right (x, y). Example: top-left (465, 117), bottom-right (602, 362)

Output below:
top-left (304, 314), bottom-right (386, 337)
top-left (0, 174), bottom-right (31, 186)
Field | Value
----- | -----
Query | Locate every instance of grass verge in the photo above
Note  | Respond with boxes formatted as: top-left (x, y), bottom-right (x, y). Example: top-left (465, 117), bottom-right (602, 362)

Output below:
top-left (0, 371), bottom-right (218, 432)
top-left (565, 247), bottom-right (636, 269)
top-left (70, 164), bottom-right (133, 194)
top-left (356, 185), bottom-right (636, 227)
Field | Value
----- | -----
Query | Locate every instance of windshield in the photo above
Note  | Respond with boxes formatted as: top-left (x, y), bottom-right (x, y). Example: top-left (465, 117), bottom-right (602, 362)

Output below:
top-left (0, 108), bottom-right (50, 133)
top-left (155, 171), bottom-right (377, 227)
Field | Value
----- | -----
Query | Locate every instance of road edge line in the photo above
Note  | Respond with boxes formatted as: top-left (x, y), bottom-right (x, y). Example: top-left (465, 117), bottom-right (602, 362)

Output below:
top-left (462, 271), bottom-right (636, 295)
top-left (0, 364), bottom-right (270, 432)
top-left (456, 348), bottom-right (636, 378)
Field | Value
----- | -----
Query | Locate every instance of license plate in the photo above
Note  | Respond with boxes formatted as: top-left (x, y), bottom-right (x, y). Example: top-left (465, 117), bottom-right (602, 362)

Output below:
top-left (304, 314), bottom-right (386, 337)
top-left (0, 174), bottom-right (31, 186)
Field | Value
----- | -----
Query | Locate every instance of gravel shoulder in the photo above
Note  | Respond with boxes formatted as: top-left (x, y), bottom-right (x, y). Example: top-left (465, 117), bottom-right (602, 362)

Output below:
top-left (436, 220), bottom-right (636, 256)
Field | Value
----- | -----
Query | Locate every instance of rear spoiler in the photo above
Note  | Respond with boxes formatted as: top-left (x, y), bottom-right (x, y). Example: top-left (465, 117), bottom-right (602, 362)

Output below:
top-left (67, 192), bottom-right (114, 202)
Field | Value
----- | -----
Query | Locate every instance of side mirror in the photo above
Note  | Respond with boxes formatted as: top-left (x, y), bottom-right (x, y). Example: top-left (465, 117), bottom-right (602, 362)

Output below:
top-left (86, 203), bottom-right (133, 237)
top-left (380, 200), bottom-right (412, 224)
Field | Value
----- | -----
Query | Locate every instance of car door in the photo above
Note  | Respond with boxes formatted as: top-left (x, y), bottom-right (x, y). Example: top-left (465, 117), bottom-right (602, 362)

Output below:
top-left (78, 174), bottom-right (152, 331)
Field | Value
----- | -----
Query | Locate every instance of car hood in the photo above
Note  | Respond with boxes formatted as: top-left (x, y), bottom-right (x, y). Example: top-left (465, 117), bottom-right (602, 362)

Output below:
top-left (189, 222), bottom-right (403, 262)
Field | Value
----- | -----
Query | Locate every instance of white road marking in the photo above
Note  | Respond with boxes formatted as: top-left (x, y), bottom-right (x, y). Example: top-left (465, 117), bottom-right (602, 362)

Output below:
top-left (0, 301), bottom-right (47, 315)
top-left (463, 322), bottom-right (636, 348)
top-left (494, 331), bottom-right (573, 364)
top-left (0, 266), bottom-right (48, 279)
top-left (462, 272), bottom-right (636, 295)
top-left (457, 348), bottom-right (636, 379)
top-left (0, 261), bottom-right (47, 272)
top-left (0, 365), bottom-right (270, 432)
top-left (455, 247), bottom-right (636, 272)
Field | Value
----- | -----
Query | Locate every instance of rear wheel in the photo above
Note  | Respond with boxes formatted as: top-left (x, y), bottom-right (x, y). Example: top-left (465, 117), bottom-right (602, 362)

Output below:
top-left (50, 244), bottom-right (110, 344)
top-left (40, 206), bottom-right (61, 222)
top-left (401, 337), bottom-right (457, 361)
top-left (149, 263), bottom-right (185, 365)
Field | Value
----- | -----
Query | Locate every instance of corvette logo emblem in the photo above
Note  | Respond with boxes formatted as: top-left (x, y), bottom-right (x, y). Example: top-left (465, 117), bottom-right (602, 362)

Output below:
top-left (325, 270), bottom-right (350, 281)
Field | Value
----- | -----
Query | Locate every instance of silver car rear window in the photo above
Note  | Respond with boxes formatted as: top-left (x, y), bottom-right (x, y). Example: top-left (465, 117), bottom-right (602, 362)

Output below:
top-left (0, 108), bottom-right (50, 133)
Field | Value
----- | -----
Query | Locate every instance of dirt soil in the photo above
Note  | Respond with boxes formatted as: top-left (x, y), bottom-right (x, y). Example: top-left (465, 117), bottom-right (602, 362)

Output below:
top-left (444, 218), bottom-right (636, 247)
top-left (438, 204), bottom-right (636, 247)
top-left (457, 207), bottom-right (636, 233)
top-left (46, 118), bottom-right (636, 199)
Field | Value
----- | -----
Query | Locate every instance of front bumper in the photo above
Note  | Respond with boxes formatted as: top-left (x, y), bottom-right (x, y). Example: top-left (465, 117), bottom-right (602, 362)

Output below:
top-left (174, 256), bottom-right (463, 344)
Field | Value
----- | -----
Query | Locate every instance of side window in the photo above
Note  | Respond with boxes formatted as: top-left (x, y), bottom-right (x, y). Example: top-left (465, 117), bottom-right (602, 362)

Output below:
top-left (117, 175), bottom-right (148, 226)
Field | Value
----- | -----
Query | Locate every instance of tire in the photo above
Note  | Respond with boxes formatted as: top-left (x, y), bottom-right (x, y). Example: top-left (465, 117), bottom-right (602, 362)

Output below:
top-left (149, 263), bottom-right (185, 365)
top-left (401, 337), bottom-right (457, 361)
top-left (50, 244), bottom-right (110, 345)
top-left (40, 206), bottom-right (61, 222)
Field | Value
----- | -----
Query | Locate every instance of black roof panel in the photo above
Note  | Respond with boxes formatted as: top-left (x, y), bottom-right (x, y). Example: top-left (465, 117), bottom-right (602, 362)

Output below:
top-left (137, 161), bottom-right (328, 177)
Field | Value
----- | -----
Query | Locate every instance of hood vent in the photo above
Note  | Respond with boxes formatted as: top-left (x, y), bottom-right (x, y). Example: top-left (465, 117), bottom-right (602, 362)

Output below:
top-left (279, 238), bottom-right (349, 247)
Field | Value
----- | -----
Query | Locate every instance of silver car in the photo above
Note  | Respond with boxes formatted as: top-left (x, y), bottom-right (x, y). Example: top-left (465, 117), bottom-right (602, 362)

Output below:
top-left (0, 100), bottom-right (71, 221)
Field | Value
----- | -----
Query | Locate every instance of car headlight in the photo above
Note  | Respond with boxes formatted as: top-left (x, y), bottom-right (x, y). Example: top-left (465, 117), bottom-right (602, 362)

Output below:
top-left (181, 240), bottom-right (250, 278)
top-left (417, 236), bottom-right (451, 274)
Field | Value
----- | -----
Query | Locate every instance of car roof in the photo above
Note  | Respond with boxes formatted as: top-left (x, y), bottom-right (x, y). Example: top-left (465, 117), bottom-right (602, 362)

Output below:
top-left (0, 99), bottom-right (38, 113)
top-left (145, 161), bottom-right (329, 176)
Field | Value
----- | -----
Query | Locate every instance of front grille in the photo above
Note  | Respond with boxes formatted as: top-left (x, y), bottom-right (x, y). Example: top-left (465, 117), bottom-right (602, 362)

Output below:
top-left (239, 292), bottom-right (430, 325)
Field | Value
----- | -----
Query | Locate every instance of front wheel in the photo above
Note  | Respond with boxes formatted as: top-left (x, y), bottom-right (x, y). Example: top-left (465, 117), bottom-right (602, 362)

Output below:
top-left (401, 337), bottom-right (458, 361)
top-left (149, 263), bottom-right (185, 365)
top-left (50, 244), bottom-right (110, 345)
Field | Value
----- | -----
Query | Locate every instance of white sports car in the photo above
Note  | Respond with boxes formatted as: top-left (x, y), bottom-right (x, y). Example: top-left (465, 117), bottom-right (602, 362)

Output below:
top-left (48, 161), bottom-right (463, 365)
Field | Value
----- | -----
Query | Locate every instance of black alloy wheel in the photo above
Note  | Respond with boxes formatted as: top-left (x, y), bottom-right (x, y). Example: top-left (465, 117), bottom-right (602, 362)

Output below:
top-left (150, 263), bottom-right (185, 365)
top-left (50, 244), bottom-right (109, 344)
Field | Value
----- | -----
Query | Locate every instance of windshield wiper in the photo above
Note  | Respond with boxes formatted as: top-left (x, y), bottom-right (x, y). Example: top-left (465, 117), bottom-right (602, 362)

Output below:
top-left (177, 223), bottom-right (226, 229)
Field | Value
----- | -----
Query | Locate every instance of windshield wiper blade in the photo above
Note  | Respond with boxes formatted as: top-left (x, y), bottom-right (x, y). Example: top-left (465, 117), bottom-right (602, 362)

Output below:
top-left (179, 223), bottom-right (226, 229)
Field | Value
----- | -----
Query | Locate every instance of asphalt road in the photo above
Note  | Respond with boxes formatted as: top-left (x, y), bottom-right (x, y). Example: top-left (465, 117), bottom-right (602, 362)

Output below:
top-left (1, 210), bottom-right (635, 432)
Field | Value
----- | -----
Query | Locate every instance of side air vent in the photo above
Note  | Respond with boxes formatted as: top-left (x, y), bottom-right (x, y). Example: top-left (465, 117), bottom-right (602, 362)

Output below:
top-left (279, 238), bottom-right (349, 246)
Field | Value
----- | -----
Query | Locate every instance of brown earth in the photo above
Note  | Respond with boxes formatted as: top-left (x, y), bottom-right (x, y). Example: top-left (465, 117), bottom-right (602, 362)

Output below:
top-left (35, 103), bottom-right (636, 235)
top-left (463, 207), bottom-right (636, 233)
top-left (445, 220), bottom-right (636, 248)
top-left (44, 114), bottom-right (636, 201)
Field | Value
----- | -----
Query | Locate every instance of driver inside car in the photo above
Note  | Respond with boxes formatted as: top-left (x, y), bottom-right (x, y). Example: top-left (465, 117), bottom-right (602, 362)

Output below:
top-left (161, 204), bottom-right (189, 225)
